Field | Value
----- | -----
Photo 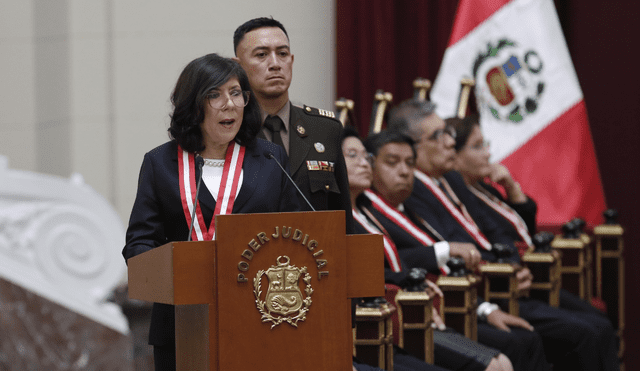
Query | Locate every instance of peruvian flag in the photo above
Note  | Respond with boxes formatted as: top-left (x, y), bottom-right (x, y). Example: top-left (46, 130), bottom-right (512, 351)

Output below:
top-left (431, 0), bottom-right (606, 226)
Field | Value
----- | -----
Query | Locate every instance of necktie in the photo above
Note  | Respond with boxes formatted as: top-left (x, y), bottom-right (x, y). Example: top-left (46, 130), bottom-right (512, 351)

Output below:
top-left (263, 115), bottom-right (285, 149)
top-left (439, 183), bottom-right (453, 203)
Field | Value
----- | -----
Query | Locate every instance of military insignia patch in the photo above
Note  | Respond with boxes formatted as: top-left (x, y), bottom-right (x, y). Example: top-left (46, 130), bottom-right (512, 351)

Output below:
top-left (302, 105), bottom-right (339, 121)
top-left (473, 38), bottom-right (545, 123)
top-left (306, 160), bottom-right (334, 172)
top-left (254, 256), bottom-right (313, 329)
top-left (306, 160), bottom-right (320, 171)
top-left (314, 142), bottom-right (325, 153)
top-left (317, 108), bottom-right (336, 119)
top-left (296, 125), bottom-right (307, 137)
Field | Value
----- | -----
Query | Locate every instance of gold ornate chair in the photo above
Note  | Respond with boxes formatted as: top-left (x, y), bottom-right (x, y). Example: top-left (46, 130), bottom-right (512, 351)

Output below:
top-left (521, 232), bottom-right (561, 307)
top-left (478, 244), bottom-right (520, 317)
top-left (354, 297), bottom-right (396, 371)
top-left (437, 258), bottom-right (480, 340)
top-left (551, 220), bottom-right (590, 300)
top-left (593, 209), bottom-right (625, 365)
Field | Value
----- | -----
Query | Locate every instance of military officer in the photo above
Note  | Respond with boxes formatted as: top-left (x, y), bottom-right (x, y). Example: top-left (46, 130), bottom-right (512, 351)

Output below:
top-left (233, 17), bottom-right (353, 233)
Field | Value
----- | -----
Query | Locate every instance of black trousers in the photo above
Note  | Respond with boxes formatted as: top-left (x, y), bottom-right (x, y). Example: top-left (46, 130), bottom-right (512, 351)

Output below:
top-left (477, 322), bottom-right (550, 371)
top-left (519, 290), bottom-right (618, 371)
top-left (434, 327), bottom-right (499, 371)
top-left (354, 347), bottom-right (450, 371)
top-left (153, 344), bottom-right (175, 371)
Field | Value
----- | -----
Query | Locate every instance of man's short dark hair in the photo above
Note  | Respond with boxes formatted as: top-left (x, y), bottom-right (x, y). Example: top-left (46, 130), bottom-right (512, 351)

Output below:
top-left (168, 53), bottom-right (261, 153)
top-left (387, 99), bottom-right (437, 141)
top-left (364, 130), bottom-right (417, 159)
top-left (233, 17), bottom-right (289, 55)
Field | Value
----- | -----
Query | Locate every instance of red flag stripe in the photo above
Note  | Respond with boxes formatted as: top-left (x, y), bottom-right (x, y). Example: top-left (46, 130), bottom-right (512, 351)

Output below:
top-left (448, 0), bottom-right (510, 46)
top-left (502, 100), bottom-right (606, 226)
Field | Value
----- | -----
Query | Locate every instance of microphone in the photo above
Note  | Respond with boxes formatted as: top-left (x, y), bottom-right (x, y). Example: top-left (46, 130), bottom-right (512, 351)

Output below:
top-left (263, 151), bottom-right (316, 211)
top-left (187, 155), bottom-right (205, 241)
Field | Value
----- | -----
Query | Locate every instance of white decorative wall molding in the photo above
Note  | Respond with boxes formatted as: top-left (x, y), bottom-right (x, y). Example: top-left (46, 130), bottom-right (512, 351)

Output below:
top-left (0, 155), bottom-right (128, 334)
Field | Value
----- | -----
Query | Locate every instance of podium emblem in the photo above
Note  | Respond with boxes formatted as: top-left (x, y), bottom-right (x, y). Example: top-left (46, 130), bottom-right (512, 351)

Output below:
top-left (254, 256), bottom-right (313, 329)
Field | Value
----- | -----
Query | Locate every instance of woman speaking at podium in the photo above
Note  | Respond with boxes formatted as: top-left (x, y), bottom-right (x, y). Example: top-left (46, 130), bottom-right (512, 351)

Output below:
top-left (123, 53), bottom-right (300, 371)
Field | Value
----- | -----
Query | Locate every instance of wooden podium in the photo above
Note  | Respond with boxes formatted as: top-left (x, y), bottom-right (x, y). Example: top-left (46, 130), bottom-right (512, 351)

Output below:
top-left (127, 211), bottom-right (384, 370)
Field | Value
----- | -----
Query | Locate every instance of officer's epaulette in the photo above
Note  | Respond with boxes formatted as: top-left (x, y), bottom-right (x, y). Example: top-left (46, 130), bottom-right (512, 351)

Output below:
top-left (302, 105), bottom-right (339, 121)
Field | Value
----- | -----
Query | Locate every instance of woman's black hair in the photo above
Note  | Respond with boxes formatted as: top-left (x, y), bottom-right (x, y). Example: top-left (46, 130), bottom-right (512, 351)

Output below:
top-left (447, 114), bottom-right (480, 152)
top-left (340, 125), bottom-right (361, 144)
top-left (168, 53), bottom-right (261, 153)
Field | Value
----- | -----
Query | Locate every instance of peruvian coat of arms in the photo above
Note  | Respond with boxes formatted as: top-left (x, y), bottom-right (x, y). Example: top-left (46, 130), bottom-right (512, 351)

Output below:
top-left (472, 38), bottom-right (545, 123)
top-left (254, 256), bottom-right (313, 329)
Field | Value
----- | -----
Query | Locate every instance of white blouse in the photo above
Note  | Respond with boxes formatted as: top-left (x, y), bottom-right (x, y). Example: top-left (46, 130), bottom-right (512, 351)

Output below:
top-left (201, 159), bottom-right (244, 200)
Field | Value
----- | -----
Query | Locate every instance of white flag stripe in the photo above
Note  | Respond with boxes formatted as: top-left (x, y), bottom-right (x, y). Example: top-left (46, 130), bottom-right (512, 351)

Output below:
top-left (432, 0), bottom-right (583, 162)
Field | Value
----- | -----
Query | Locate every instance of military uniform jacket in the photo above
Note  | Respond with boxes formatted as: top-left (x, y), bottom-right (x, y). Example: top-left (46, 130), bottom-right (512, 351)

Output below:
top-left (283, 104), bottom-right (354, 233)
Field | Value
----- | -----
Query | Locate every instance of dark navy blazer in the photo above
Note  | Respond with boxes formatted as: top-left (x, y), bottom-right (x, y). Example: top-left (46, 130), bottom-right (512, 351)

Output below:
top-left (122, 139), bottom-right (300, 345)
top-left (476, 181), bottom-right (538, 237)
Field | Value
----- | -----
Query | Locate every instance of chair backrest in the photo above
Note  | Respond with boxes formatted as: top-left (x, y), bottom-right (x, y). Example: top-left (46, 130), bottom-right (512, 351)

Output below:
top-left (335, 97), bottom-right (355, 127)
top-left (386, 283), bottom-right (435, 364)
top-left (368, 90), bottom-right (393, 136)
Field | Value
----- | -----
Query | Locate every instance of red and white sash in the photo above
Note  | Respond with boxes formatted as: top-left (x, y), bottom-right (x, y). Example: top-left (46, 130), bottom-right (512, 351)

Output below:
top-left (413, 170), bottom-right (492, 250)
top-left (178, 142), bottom-right (245, 241)
top-left (352, 207), bottom-right (402, 272)
top-left (364, 189), bottom-right (449, 275)
top-left (469, 183), bottom-right (533, 247)
top-left (364, 189), bottom-right (435, 246)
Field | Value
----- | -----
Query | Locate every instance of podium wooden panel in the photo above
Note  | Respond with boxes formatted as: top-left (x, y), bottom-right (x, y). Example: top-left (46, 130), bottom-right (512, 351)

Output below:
top-left (128, 211), bottom-right (384, 371)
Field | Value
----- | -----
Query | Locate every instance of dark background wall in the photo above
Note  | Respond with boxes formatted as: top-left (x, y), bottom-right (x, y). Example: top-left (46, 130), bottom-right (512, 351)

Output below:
top-left (336, 1), bottom-right (640, 367)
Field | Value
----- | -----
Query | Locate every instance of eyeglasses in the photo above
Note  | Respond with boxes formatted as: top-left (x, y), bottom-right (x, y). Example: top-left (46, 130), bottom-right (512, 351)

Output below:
top-left (206, 90), bottom-right (250, 110)
top-left (344, 150), bottom-right (374, 165)
top-left (425, 125), bottom-right (456, 142)
top-left (470, 140), bottom-right (490, 151)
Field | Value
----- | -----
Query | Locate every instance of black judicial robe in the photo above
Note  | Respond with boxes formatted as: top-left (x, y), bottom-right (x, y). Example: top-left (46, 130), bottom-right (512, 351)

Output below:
top-left (477, 180), bottom-right (538, 237)
top-left (360, 199), bottom-right (441, 274)
top-left (352, 218), bottom-right (410, 287)
top-left (407, 171), bottom-right (517, 263)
